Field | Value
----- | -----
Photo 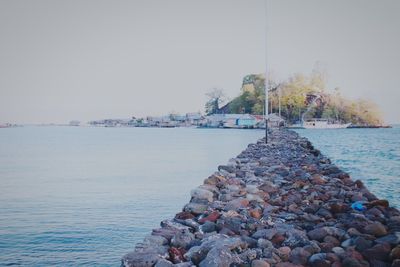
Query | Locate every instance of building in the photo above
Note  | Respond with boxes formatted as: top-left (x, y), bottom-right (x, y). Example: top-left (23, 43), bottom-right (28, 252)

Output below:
top-left (186, 112), bottom-right (203, 125)
top-left (204, 114), bottom-right (257, 128)
top-left (225, 114), bottom-right (257, 128)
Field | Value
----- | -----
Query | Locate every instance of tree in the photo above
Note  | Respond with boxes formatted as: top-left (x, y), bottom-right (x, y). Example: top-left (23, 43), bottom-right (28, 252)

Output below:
top-left (213, 68), bottom-right (384, 125)
top-left (205, 88), bottom-right (225, 115)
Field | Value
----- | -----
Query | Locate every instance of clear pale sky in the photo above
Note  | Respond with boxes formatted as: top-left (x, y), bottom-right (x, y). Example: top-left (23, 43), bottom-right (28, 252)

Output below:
top-left (0, 0), bottom-right (399, 124)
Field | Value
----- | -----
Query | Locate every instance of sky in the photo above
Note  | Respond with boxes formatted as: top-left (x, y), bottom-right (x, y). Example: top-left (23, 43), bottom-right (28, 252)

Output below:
top-left (0, 0), bottom-right (399, 124)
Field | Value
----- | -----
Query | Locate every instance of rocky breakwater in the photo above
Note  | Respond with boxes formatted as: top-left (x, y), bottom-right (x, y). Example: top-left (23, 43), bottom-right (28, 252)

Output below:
top-left (122, 130), bottom-right (400, 267)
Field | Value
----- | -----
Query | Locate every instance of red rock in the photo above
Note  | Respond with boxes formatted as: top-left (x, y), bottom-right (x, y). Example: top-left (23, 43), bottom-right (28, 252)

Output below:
top-left (311, 174), bottom-right (327, 185)
top-left (345, 247), bottom-right (364, 261)
top-left (324, 236), bottom-right (340, 246)
top-left (271, 233), bottom-right (285, 246)
top-left (168, 247), bottom-right (186, 263)
top-left (319, 242), bottom-right (335, 253)
top-left (198, 211), bottom-right (220, 223)
top-left (366, 199), bottom-right (389, 209)
top-left (364, 222), bottom-right (387, 237)
top-left (175, 211), bottom-right (195, 220)
top-left (250, 209), bottom-right (262, 219)
top-left (330, 203), bottom-right (349, 214)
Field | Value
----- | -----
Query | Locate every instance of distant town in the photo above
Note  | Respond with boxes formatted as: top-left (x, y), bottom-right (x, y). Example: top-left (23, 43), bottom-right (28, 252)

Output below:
top-left (80, 112), bottom-right (284, 129)
top-left (1, 71), bottom-right (391, 130)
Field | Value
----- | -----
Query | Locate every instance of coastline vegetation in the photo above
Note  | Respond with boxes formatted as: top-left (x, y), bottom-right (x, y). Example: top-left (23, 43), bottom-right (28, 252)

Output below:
top-left (207, 70), bottom-right (383, 126)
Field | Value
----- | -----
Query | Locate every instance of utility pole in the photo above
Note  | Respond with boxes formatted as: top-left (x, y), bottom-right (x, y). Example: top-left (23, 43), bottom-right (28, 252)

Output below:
top-left (264, 0), bottom-right (269, 143)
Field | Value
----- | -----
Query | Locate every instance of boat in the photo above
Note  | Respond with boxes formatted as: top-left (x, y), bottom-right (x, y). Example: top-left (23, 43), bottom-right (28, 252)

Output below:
top-left (302, 119), bottom-right (351, 129)
top-left (296, 94), bottom-right (351, 129)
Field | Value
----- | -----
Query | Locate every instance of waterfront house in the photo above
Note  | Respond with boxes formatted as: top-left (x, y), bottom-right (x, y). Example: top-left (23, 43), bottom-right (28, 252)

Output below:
top-left (223, 114), bottom-right (257, 128)
top-left (147, 116), bottom-right (177, 127)
top-left (204, 114), bottom-right (257, 128)
top-left (205, 114), bottom-right (225, 127)
top-left (170, 114), bottom-right (186, 125)
top-left (186, 112), bottom-right (202, 126)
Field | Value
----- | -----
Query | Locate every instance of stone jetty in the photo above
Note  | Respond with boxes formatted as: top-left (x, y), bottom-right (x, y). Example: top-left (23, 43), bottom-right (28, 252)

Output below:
top-left (122, 130), bottom-right (400, 267)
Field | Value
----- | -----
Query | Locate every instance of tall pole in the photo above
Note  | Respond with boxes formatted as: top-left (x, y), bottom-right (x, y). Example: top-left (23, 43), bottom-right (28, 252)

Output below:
top-left (264, 0), bottom-right (269, 143)
top-left (278, 85), bottom-right (281, 117)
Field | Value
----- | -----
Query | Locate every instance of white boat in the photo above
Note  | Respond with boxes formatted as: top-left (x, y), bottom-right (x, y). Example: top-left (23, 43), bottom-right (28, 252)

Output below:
top-left (303, 119), bottom-right (351, 129)
top-left (298, 94), bottom-right (351, 129)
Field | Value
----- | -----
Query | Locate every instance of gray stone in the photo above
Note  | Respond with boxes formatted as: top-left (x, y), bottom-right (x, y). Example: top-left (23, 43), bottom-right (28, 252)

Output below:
top-left (257, 238), bottom-right (273, 249)
top-left (171, 229), bottom-right (195, 249)
top-left (283, 229), bottom-right (310, 247)
top-left (200, 221), bottom-right (216, 233)
top-left (218, 165), bottom-right (236, 173)
top-left (376, 232), bottom-right (400, 245)
top-left (184, 235), bottom-right (245, 264)
top-left (354, 236), bottom-right (373, 251)
top-left (289, 247), bottom-right (311, 265)
top-left (199, 246), bottom-right (240, 267)
top-left (332, 247), bottom-right (345, 255)
top-left (122, 245), bottom-right (169, 267)
top-left (252, 228), bottom-right (277, 240)
top-left (191, 188), bottom-right (214, 202)
top-left (155, 259), bottom-right (174, 267)
top-left (184, 202), bottom-right (208, 215)
top-left (307, 227), bottom-right (346, 241)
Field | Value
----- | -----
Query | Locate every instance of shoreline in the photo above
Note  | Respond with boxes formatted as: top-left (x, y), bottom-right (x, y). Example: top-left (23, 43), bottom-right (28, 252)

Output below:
top-left (122, 129), bottom-right (400, 267)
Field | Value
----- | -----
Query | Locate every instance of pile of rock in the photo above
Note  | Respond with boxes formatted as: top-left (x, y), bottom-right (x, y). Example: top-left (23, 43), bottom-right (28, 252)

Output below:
top-left (122, 130), bottom-right (400, 267)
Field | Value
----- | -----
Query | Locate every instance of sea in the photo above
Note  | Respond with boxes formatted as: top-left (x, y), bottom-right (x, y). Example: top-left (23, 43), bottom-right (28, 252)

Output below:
top-left (0, 126), bottom-right (398, 266)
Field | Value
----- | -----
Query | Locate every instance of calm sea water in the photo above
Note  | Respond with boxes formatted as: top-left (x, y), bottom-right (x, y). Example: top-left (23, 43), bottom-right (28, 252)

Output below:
top-left (0, 126), bottom-right (262, 266)
top-left (0, 126), bottom-right (398, 266)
